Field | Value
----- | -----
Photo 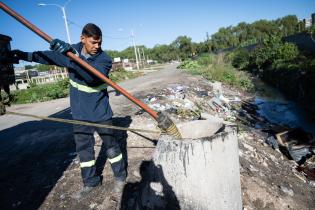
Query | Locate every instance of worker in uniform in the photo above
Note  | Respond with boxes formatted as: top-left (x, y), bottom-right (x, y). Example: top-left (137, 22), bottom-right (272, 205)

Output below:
top-left (9, 23), bottom-right (127, 199)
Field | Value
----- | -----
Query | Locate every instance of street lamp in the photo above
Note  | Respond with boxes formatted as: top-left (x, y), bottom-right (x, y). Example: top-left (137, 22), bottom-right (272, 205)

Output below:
top-left (38, 1), bottom-right (72, 44)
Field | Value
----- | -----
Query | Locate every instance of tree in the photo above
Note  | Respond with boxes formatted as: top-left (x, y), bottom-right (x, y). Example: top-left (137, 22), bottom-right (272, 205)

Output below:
top-left (171, 36), bottom-right (194, 60)
top-left (24, 65), bottom-right (34, 70)
top-left (277, 15), bottom-right (299, 36)
top-left (106, 50), bottom-right (120, 58)
top-left (35, 64), bottom-right (52, 72)
top-left (150, 44), bottom-right (175, 62)
top-left (250, 35), bottom-right (299, 70)
top-left (232, 49), bottom-right (250, 69)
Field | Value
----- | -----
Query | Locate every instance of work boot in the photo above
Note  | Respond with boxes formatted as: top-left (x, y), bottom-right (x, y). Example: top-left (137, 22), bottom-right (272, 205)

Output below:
top-left (72, 184), bottom-right (101, 200)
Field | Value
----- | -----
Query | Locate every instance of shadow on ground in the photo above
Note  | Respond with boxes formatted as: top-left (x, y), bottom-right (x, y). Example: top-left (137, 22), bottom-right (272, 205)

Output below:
top-left (0, 108), bottom-right (74, 210)
top-left (0, 109), bottom-right (133, 210)
top-left (121, 160), bottom-right (180, 210)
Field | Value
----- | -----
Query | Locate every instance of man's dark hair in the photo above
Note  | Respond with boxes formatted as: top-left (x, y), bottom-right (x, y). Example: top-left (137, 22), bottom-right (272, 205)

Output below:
top-left (82, 23), bottom-right (102, 39)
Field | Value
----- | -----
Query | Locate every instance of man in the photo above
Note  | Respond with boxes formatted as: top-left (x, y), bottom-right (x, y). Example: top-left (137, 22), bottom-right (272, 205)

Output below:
top-left (10, 23), bottom-right (127, 199)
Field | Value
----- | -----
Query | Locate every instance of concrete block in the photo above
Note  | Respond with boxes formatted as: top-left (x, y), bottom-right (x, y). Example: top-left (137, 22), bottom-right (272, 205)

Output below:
top-left (142, 120), bottom-right (242, 209)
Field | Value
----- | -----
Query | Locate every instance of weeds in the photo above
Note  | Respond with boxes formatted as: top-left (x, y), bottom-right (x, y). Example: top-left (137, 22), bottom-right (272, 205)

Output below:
top-left (179, 54), bottom-right (254, 91)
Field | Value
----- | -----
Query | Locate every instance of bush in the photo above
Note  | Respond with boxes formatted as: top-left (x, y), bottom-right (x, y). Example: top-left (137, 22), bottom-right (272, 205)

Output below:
top-left (11, 79), bottom-right (70, 104)
top-left (275, 42), bottom-right (299, 62)
top-left (179, 54), bottom-right (254, 91)
top-left (177, 59), bottom-right (201, 70)
top-left (231, 49), bottom-right (250, 69)
top-left (196, 54), bottom-right (214, 66)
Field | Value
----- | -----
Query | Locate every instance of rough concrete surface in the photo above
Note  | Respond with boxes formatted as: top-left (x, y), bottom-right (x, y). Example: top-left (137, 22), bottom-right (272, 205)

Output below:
top-left (146, 124), bottom-right (242, 210)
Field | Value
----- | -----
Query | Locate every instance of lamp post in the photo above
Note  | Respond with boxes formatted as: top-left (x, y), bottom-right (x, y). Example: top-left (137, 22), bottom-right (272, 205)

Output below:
top-left (38, 1), bottom-right (71, 43)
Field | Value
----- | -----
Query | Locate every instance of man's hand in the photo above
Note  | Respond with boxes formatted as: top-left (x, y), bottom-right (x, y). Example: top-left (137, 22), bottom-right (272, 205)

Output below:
top-left (50, 39), bottom-right (75, 54)
top-left (0, 102), bottom-right (6, 115)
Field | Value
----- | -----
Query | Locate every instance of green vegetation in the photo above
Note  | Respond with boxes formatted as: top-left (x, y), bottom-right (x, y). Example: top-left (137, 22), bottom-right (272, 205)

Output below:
top-left (17, 12), bottom-right (315, 109)
top-left (106, 13), bottom-right (315, 112)
top-left (10, 69), bottom-right (142, 104)
top-left (109, 68), bottom-right (143, 83)
top-left (11, 78), bottom-right (69, 104)
top-left (105, 15), bottom-right (305, 63)
top-left (228, 34), bottom-right (311, 75)
top-left (227, 34), bottom-right (315, 112)
top-left (178, 54), bottom-right (254, 91)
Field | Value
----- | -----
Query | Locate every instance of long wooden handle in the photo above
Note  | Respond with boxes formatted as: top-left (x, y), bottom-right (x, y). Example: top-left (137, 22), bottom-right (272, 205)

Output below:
top-left (0, 2), bottom-right (158, 119)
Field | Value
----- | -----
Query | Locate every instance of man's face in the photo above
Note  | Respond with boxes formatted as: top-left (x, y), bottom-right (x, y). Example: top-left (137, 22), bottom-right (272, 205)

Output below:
top-left (81, 35), bottom-right (102, 55)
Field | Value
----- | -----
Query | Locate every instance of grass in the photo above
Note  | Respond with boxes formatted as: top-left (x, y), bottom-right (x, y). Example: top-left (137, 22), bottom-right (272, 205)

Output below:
top-left (179, 54), bottom-right (254, 91)
top-left (11, 79), bottom-right (69, 104)
top-left (9, 69), bottom-right (143, 104)
top-left (109, 69), bottom-right (143, 83)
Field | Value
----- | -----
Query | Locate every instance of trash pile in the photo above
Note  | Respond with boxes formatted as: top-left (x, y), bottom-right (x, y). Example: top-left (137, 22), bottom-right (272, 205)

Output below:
top-left (233, 99), bottom-right (315, 182)
top-left (139, 82), bottom-right (240, 122)
top-left (138, 81), bottom-right (315, 184)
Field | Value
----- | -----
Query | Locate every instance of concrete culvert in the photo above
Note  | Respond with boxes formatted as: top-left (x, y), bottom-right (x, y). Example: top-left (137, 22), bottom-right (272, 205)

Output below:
top-left (141, 119), bottom-right (242, 210)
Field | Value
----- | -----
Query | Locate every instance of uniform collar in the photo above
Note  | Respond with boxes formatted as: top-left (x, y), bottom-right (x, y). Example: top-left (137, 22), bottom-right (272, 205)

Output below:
top-left (73, 42), bottom-right (102, 60)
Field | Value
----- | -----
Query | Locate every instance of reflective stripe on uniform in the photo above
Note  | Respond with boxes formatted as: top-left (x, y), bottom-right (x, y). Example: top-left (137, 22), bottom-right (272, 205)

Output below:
top-left (108, 154), bottom-right (123, 164)
top-left (69, 79), bottom-right (107, 93)
top-left (80, 160), bottom-right (95, 168)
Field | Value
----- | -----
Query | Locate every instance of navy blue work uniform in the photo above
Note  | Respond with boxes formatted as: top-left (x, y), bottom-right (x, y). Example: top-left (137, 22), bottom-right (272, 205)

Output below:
top-left (30, 42), bottom-right (126, 187)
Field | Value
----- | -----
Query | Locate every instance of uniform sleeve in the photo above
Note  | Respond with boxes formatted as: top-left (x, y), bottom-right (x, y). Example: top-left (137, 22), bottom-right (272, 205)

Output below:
top-left (31, 50), bottom-right (112, 84)
top-left (31, 50), bottom-right (72, 67)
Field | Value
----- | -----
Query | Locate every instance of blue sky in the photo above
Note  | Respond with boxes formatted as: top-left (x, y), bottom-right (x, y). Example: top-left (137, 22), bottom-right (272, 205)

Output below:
top-left (1, 0), bottom-right (314, 53)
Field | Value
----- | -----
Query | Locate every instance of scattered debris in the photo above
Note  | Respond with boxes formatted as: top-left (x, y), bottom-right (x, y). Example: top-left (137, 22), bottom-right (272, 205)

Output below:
top-left (280, 186), bottom-right (294, 196)
top-left (136, 81), bottom-right (315, 209)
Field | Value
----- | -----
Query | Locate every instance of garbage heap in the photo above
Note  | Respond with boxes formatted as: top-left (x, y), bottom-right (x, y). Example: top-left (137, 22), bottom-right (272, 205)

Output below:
top-left (138, 81), bottom-right (315, 183)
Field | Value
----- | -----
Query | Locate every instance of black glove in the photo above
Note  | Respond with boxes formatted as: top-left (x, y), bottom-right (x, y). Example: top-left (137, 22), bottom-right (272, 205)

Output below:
top-left (7, 50), bottom-right (30, 62)
top-left (50, 39), bottom-right (74, 54)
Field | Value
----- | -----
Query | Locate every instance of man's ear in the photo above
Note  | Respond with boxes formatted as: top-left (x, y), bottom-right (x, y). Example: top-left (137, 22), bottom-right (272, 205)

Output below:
top-left (80, 35), bottom-right (85, 43)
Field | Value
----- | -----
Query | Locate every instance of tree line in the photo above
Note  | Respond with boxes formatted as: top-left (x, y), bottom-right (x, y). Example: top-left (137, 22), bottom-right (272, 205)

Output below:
top-left (106, 15), bottom-right (309, 63)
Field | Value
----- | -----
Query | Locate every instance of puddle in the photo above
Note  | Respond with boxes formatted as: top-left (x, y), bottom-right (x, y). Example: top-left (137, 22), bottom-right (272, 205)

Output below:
top-left (254, 79), bottom-right (315, 135)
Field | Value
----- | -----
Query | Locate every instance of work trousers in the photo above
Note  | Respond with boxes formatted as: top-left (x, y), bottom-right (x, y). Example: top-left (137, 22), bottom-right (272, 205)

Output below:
top-left (73, 119), bottom-right (126, 187)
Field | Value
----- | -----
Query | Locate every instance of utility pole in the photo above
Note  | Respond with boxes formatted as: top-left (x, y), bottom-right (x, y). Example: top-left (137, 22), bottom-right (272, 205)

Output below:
top-left (137, 47), bottom-right (142, 68)
top-left (61, 6), bottom-right (71, 44)
top-left (131, 30), bottom-right (139, 70)
top-left (142, 48), bottom-right (146, 64)
top-left (38, 2), bottom-right (72, 43)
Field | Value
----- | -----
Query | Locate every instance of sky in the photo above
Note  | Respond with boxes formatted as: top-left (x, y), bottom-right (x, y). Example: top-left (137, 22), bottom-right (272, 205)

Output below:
top-left (1, 0), bottom-right (314, 53)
